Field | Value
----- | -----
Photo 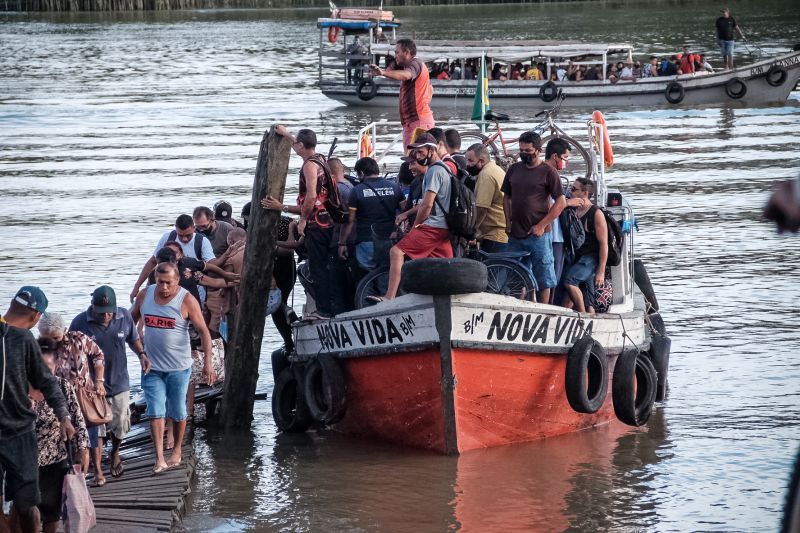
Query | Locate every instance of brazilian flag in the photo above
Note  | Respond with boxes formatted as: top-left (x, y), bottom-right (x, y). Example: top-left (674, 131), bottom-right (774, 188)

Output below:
top-left (471, 56), bottom-right (490, 121)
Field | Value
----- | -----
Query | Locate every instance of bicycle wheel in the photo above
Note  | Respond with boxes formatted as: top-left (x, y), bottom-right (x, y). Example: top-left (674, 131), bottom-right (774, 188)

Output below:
top-left (484, 259), bottom-right (537, 300)
top-left (354, 267), bottom-right (405, 309)
top-left (542, 133), bottom-right (592, 179)
top-left (460, 132), bottom-right (501, 160)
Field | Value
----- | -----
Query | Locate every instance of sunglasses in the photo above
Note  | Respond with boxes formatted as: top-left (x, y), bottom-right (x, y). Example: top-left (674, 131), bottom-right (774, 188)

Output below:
top-left (570, 186), bottom-right (582, 192)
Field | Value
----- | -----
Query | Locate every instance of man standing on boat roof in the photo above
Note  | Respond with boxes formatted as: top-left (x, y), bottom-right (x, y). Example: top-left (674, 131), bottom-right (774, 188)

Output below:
top-left (716, 7), bottom-right (744, 70)
top-left (502, 131), bottom-right (566, 305)
top-left (369, 38), bottom-right (434, 148)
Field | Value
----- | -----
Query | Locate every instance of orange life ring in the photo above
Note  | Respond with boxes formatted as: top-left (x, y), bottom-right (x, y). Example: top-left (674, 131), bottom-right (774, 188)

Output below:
top-left (592, 110), bottom-right (614, 167)
top-left (360, 133), bottom-right (373, 158)
top-left (327, 27), bottom-right (340, 44)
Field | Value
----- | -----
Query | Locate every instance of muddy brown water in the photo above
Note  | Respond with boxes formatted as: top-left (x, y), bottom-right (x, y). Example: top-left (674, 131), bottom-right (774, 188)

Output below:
top-left (2, 1), bottom-right (800, 530)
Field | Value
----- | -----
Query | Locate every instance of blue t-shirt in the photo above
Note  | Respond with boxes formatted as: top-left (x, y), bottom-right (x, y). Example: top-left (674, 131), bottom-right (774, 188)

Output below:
top-left (351, 177), bottom-right (405, 242)
top-left (69, 307), bottom-right (140, 397)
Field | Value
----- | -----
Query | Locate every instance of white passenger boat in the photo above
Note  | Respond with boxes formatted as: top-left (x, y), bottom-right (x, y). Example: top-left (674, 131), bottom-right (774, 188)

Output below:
top-left (317, 16), bottom-right (800, 109)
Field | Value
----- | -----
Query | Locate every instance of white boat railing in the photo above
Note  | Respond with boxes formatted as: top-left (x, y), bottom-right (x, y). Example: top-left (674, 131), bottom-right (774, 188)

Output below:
top-left (356, 120), bottom-right (404, 166)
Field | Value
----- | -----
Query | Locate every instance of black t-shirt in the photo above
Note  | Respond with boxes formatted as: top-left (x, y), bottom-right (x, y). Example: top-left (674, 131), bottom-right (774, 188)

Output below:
top-left (350, 177), bottom-right (405, 242)
top-left (716, 16), bottom-right (737, 41)
top-left (406, 175), bottom-right (424, 212)
top-left (178, 257), bottom-right (204, 303)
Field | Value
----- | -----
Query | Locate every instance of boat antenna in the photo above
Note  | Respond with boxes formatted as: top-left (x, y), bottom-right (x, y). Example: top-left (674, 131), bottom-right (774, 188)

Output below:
top-left (328, 137), bottom-right (338, 159)
top-left (329, 0), bottom-right (336, 14)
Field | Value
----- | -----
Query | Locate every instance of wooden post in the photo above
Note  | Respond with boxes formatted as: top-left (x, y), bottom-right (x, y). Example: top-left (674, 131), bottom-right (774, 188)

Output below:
top-left (221, 126), bottom-right (291, 429)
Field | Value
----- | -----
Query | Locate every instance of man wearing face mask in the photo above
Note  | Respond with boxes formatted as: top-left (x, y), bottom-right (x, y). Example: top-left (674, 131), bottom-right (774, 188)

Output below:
top-left (193, 206), bottom-right (233, 258)
top-left (501, 131), bottom-right (566, 304)
top-left (370, 133), bottom-right (452, 303)
top-left (465, 143), bottom-right (508, 253)
top-left (130, 214), bottom-right (215, 303)
top-left (544, 138), bottom-right (572, 303)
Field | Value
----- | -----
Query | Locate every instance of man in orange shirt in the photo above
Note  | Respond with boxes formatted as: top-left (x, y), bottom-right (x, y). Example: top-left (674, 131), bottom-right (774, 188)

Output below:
top-left (370, 39), bottom-right (435, 148)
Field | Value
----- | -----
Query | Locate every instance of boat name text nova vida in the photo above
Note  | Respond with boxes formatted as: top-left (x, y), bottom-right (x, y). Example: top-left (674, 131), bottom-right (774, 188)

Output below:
top-left (462, 311), bottom-right (594, 346)
top-left (316, 313), bottom-right (419, 351)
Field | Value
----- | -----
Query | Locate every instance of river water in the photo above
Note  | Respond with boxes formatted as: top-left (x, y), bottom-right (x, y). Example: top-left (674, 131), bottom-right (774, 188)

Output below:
top-left (2, 1), bottom-right (800, 531)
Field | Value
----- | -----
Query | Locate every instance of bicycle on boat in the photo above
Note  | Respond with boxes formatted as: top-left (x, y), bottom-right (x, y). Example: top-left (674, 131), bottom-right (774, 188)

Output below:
top-left (459, 91), bottom-right (593, 179)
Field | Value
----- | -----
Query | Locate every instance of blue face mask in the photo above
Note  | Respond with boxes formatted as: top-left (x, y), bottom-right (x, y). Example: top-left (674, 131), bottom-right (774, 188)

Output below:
top-left (402, 186), bottom-right (410, 198)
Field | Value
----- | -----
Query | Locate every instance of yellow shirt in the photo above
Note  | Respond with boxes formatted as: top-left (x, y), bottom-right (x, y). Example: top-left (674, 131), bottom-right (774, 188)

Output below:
top-left (525, 68), bottom-right (543, 80)
top-left (474, 160), bottom-right (508, 243)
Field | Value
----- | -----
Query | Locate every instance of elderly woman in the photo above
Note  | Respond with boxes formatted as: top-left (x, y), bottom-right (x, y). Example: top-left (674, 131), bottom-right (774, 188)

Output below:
top-left (37, 312), bottom-right (108, 486)
top-left (32, 337), bottom-right (90, 533)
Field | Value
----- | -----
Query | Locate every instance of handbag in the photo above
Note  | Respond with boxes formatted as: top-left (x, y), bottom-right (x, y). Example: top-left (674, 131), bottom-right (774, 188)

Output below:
top-left (62, 445), bottom-right (96, 533)
top-left (76, 387), bottom-right (112, 427)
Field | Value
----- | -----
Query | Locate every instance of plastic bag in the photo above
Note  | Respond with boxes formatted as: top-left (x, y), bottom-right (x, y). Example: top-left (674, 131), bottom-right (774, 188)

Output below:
top-left (62, 464), bottom-right (96, 533)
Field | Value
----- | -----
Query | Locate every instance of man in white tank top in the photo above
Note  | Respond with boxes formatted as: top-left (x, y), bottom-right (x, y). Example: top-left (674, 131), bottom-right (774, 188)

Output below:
top-left (131, 262), bottom-right (214, 475)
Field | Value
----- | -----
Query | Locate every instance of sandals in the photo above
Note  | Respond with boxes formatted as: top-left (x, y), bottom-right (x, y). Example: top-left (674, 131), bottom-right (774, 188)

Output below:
top-left (366, 296), bottom-right (386, 304)
top-left (110, 458), bottom-right (124, 478)
top-left (93, 476), bottom-right (107, 487)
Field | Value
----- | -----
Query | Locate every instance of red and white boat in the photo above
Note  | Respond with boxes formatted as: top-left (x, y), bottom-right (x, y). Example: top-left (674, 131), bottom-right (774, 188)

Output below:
top-left (273, 119), bottom-right (670, 454)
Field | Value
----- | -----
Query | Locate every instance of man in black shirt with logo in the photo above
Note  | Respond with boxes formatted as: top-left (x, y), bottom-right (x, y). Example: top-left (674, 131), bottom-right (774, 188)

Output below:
top-left (716, 7), bottom-right (744, 70)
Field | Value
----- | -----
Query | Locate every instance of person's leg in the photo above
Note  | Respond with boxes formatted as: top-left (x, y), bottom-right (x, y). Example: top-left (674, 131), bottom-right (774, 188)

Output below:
top-left (3, 430), bottom-right (41, 533)
top-left (9, 505), bottom-right (40, 533)
top-left (149, 418), bottom-right (167, 471)
top-left (142, 369), bottom-right (168, 471)
top-left (528, 233), bottom-right (555, 304)
top-left (384, 245), bottom-right (406, 299)
top-left (480, 239), bottom-right (509, 254)
top-left (551, 242), bottom-right (564, 304)
top-left (164, 368), bottom-right (192, 466)
top-left (91, 440), bottom-right (105, 486)
top-left (328, 251), bottom-right (350, 316)
top-left (564, 283), bottom-right (586, 312)
top-left (271, 256), bottom-right (296, 351)
top-left (304, 228), bottom-right (334, 316)
top-left (107, 392), bottom-right (130, 478)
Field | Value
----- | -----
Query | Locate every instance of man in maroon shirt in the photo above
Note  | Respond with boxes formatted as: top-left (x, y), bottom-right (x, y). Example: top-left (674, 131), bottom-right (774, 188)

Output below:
top-left (370, 39), bottom-right (435, 148)
top-left (501, 131), bottom-right (566, 304)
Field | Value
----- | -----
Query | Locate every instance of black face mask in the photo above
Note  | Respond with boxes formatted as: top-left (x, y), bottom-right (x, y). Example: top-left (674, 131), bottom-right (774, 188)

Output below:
top-left (519, 152), bottom-right (534, 165)
top-left (416, 156), bottom-right (430, 167)
top-left (467, 164), bottom-right (481, 176)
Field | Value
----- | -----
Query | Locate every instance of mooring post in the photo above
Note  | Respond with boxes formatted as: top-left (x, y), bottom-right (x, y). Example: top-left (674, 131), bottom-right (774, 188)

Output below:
top-left (221, 126), bottom-right (291, 429)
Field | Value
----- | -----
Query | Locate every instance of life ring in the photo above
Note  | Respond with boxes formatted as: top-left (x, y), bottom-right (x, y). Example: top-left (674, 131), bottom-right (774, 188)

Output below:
top-left (592, 110), bottom-right (614, 168)
top-left (565, 335), bottom-right (609, 414)
top-left (359, 132), bottom-right (373, 158)
top-left (303, 354), bottom-right (347, 425)
top-left (766, 65), bottom-right (788, 87)
top-left (401, 258), bottom-right (488, 295)
top-left (646, 334), bottom-right (671, 402)
top-left (539, 81), bottom-right (558, 102)
top-left (725, 77), bottom-right (748, 99)
top-left (612, 350), bottom-right (657, 427)
top-left (356, 78), bottom-right (378, 101)
top-left (664, 81), bottom-right (685, 104)
top-left (271, 367), bottom-right (313, 433)
top-left (327, 27), bottom-right (340, 44)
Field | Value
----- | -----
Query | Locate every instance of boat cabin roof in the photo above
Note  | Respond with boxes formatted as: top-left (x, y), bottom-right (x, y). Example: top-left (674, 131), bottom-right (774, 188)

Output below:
top-left (317, 18), bottom-right (401, 32)
top-left (371, 40), bottom-right (633, 61)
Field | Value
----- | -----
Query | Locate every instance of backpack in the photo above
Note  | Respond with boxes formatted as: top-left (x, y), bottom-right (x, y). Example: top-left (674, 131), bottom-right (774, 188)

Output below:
top-left (559, 207), bottom-right (585, 261)
top-left (431, 161), bottom-right (478, 240)
top-left (167, 230), bottom-right (205, 259)
top-left (601, 208), bottom-right (624, 267)
top-left (307, 154), bottom-right (349, 224)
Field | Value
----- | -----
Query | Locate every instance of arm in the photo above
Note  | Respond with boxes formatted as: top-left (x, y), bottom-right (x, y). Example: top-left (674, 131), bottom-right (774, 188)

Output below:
top-left (197, 273), bottom-right (237, 289)
top-left (130, 289), bottom-right (148, 361)
top-left (414, 191), bottom-right (437, 226)
top-left (531, 195), bottom-right (566, 236)
top-left (372, 64), bottom-right (413, 81)
top-left (26, 339), bottom-right (74, 440)
top-left (184, 295), bottom-right (215, 385)
top-left (503, 195), bottom-right (513, 235)
top-left (475, 207), bottom-right (489, 232)
top-left (203, 262), bottom-right (239, 281)
top-left (339, 208), bottom-right (357, 260)
top-left (594, 208), bottom-right (609, 287)
top-left (131, 255), bottom-right (157, 303)
top-left (298, 160), bottom-right (319, 235)
top-left (64, 382), bottom-right (89, 454)
top-left (85, 336), bottom-right (107, 396)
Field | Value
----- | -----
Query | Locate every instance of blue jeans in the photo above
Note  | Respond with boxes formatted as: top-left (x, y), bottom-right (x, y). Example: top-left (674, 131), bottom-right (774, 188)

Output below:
top-left (508, 232), bottom-right (557, 289)
top-left (563, 254), bottom-right (597, 287)
top-left (720, 40), bottom-right (734, 57)
top-left (142, 368), bottom-right (191, 421)
top-left (480, 239), bottom-right (509, 254)
top-left (355, 241), bottom-right (376, 271)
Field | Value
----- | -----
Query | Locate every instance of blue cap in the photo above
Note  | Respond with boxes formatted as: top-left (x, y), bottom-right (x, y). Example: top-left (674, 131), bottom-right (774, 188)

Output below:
top-left (14, 286), bottom-right (49, 314)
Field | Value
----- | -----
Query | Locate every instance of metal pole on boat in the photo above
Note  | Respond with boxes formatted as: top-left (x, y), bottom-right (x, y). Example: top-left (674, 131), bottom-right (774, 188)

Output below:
top-left (480, 53), bottom-right (486, 134)
top-left (220, 126), bottom-right (291, 430)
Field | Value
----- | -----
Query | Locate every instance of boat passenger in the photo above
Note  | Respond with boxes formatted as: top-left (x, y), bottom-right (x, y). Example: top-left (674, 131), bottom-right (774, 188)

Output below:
top-left (679, 46), bottom-right (697, 74)
top-left (491, 63), bottom-right (507, 81)
top-left (328, 157), bottom-right (356, 316)
top-left (632, 61), bottom-right (643, 78)
top-left (566, 62), bottom-right (579, 81)
top-left (427, 127), bottom-right (460, 176)
top-left (543, 138), bottom-right (571, 296)
top-left (525, 64), bottom-right (544, 80)
top-left (643, 56), bottom-right (659, 78)
top-left (619, 62), bottom-right (636, 81)
top-left (660, 56), bottom-right (679, 76)
top-left (240, 201), bottom-right (251, 229)
top-left (583, 65), bottom-right (600, 81)
top-left (463, 60), bottom-right (475, 80)
top-left (397, 155), bottom-right (427, 226)
top-left (213, 200), bottom-right (245, 230)
top-left (510, 63), bottom-right (525, 80)
top-left (716, 7), bottom-right (744, 70)
top-left (556, 64), bottom-right (567, 81)
top-left (561, 178), bottom-right (608, 313)
top-left (606, 65), bottom-right (619, 83)
top-left (369, 133), bottom-right (453, 303)
top-left (369, 38), bottom-right (435, 148)
top-left (444, 129), bottom-right (470, 185)
top-left (697, 54), bottom-right (714, 73)
top-left (465, 143), bottom-right (508, 254)
top-left (193, 206), bottom-right (233, 258)
top-left (130, 214), bottom-right (214, 303)
top-left (339, 157), bottom-right (406, 272)
top-left (501, 131), bottom-right (566, 304)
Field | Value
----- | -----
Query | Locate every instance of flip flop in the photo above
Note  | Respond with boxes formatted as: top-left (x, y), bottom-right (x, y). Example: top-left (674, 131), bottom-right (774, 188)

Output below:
top-left (110, 459), bottom-right (124, 478)
top-left (366, 296), bottom-right (385, 304)
top-left (93, 477), bottom-right (107, 487)
top-left (152, 464), bottom-right (169, 476)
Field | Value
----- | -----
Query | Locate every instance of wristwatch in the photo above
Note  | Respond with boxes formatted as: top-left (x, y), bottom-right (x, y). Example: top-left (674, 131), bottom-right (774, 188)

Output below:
top-left (282, 205), bottom-right (289, 213)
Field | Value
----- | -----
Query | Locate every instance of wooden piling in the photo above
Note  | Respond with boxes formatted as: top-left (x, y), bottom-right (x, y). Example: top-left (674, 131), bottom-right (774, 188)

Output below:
top-left (221, 126), bottom-right (291, 429)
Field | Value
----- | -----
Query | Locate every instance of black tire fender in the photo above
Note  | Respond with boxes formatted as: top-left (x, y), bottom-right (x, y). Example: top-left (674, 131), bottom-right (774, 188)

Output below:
top-left (646, 311), bottom-right (667, 336)
top-left (304, 354), bottom-right (347, 425)
top-left (356, 79), bottom-right (378, 101)
top-left (766, 65), bottom-right (788, 87)
top-left (725, 77), bottom-right (747, 99)
top-left (633, 258), bottom-right (659, 312)
top-left (664, 81), bottom-right (685, 104)
top-left (612, 350), bottom-right (658, 427)
top-left (783, 446), bottom-right (800, 533)
top-left (539, 81), bottom-right (558, 102)
top-left (646, 334), bottom-right (671, 402)
top-left (271, 367), bottom-right (313, 433)
top-left (401, 258), bottom-right (488, 296)
top-left (565, 335), bottom-right (609, 414)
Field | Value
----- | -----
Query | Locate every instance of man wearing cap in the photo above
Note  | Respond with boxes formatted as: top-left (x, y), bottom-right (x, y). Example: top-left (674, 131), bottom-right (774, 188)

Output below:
top-left (130, 214), bottom-right (215, 303)
top-left (214, 200), bottom-right (245, 229)
top-left (69, 286), bottom-right (146, 481)
top-left (1, 287), bottom-right (73, 533)
top-left (193, 205), bottom-right (233, 257)
top-left (371, 133), bottom-right (452, 302)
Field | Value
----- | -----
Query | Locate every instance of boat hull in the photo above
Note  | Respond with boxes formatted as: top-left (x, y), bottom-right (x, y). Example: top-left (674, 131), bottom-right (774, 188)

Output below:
top-left (321, 51), bottom-right (800, 109)
top-left (293, 293), bottom-right (645, 454)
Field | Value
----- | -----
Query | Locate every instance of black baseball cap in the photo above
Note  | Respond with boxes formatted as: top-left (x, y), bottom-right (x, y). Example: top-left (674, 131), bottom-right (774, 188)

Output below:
top-left (214, 201), bottom-right (233, 220)
top-left (407, 133), bottom-right (438, 151)
top-left (91, 285), bottom-right (117, 314)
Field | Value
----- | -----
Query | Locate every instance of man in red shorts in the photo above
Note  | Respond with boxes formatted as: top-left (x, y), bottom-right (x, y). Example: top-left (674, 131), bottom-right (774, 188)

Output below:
top-left (370, 38), bottom-right (435, 148)
top-left (370, 133), bottom-right (451, 302)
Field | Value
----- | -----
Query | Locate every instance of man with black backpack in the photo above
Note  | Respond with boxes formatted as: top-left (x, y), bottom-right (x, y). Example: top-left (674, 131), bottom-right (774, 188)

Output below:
top-left (262, 125), bottom-right (348, 320)
top-left (370, 133), bottom-right (454, 302)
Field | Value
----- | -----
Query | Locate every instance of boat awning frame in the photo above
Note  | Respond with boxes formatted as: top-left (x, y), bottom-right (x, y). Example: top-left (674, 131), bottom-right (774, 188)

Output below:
top-left (370, 41), bottom-right (633, 62)
top-left (317, 18), bottom-right (401, 31)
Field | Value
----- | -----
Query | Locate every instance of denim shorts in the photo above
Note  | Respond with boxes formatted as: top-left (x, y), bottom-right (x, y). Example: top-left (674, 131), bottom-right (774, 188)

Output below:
top-left (509, 232), bottom-right (556, 289)
top-left (142, 368), bottom-right (191, 421)
top-left (720, 40), bottom-right (734, 56)
top-left (563, 254), bottom-right (598, 287)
